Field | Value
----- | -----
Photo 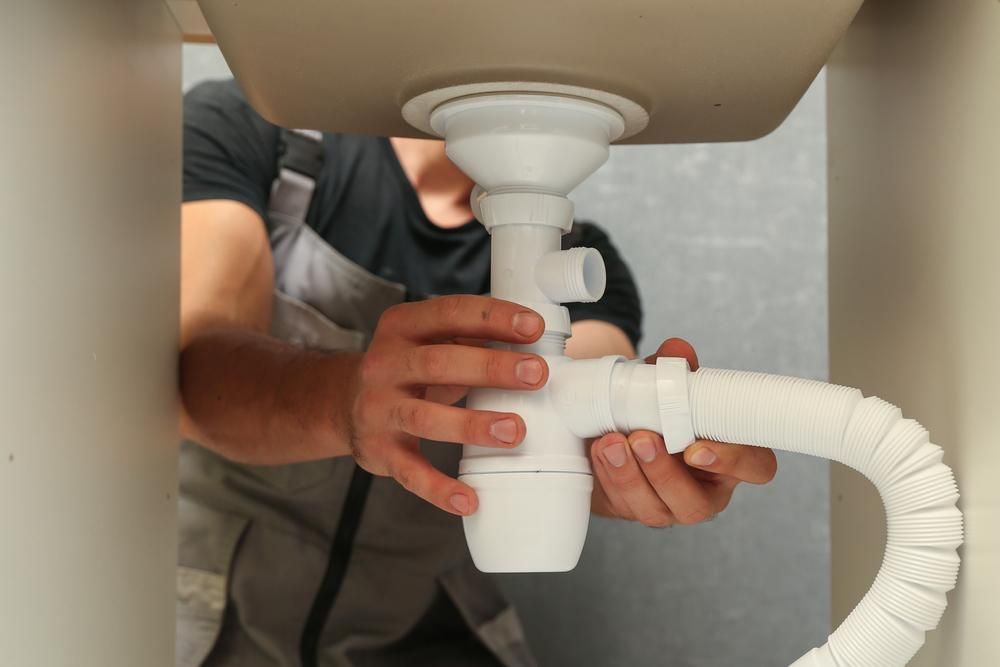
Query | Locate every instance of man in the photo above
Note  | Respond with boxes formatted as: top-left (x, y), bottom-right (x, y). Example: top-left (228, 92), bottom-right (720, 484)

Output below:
top-left (178, 78), bottom-right (777, 667)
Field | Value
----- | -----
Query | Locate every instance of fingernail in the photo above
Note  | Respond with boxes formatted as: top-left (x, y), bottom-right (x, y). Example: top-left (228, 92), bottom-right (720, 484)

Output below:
top-left (450, 494), bottom-right (471, 515)
top-left (631, 437), bottom-right (657, 463)
top-left (516, 358), bottom-right (544, 385)
top-left (604, 442), bottom-right (627, 468)
top-left (513, 312), bottom-right (542, 337)
top-left (690, 448), bottom-right (717, 467)
top-left (490, 418), bottom-right (518, 444)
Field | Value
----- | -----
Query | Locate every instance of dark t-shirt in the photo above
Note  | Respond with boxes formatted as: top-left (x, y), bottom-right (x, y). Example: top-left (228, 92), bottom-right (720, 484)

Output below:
top-left (183, 79), bottom-right (642, 346)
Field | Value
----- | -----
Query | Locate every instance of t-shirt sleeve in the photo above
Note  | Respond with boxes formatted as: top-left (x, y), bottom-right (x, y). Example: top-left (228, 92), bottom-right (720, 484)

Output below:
top-left (563, 221), bottom-right (643, 348)
top-left (183, 79), bottom-right (281, 221)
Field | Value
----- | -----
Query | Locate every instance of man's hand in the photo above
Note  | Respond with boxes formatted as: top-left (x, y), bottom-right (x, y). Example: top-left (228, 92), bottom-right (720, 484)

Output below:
top-left (590, 338), bottom-right (777, 527)
top-left (349, 295), bottom-right (549, 517)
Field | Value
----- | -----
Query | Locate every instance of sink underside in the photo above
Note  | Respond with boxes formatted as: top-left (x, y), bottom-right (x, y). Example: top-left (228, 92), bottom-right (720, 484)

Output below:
top-left (198, 0), bottom-right (863, 145)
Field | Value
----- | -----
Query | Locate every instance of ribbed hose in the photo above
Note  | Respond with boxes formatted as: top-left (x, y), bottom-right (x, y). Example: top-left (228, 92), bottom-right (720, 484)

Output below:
top-left (688, 369), bottom-right (963, 667)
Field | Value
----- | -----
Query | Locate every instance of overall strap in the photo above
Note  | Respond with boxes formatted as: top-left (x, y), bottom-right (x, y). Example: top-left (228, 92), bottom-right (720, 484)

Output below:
top-left (267, 129), bottom-right (379, 665)
top-left (269, 128), bottom-right (325, 221)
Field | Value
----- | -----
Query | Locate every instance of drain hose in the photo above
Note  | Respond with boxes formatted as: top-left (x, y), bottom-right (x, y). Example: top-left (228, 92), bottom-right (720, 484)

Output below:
top-left (687, 369), bottom-right (962, 667)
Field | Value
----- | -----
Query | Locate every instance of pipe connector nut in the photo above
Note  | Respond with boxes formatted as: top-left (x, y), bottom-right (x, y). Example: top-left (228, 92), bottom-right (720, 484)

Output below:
top-left (473, 190), bottom-right (575, 232)
top-left (654, 357), bottom-right (696, 453)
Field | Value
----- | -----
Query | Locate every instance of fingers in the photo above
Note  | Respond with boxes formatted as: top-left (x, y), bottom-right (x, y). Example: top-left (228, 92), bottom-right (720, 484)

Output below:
top-left (354, 294), bottom-right (551, 518)
top-left (592, 431), bottom-right (740, 527)
top-left (396, 345), bottom-right (548, 390)
top-left (625, 431), bottom-right (718, 524)
top-left (392, 398), bottom-right (526, 448)
top-left (684, 440), bottom-right (778, 485)
top-left (590, 435), bottom-right (633, 519)
top-left (380, 295), bottom-right (544, 345)
top-left (645, 336), bottom-right (699, 371)
top-left (388, 446), bottom-right (479, 517)
top-left (591, 433), bottom-right (677, 528)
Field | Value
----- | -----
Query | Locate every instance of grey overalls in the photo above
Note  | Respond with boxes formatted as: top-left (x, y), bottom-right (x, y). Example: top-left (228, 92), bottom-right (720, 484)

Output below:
top-left (176, 130), bottom-right (536, 667)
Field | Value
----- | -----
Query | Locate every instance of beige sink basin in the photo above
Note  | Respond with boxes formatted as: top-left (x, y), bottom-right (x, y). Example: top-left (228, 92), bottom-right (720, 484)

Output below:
top-left (198, 0), bottom-right (863, 144)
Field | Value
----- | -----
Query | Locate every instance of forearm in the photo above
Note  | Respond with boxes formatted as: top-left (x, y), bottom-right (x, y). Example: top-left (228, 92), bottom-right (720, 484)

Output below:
top-left (567, 319), bottom-right (637, 360)
top-left (180, 328), bottom-right (359, 464)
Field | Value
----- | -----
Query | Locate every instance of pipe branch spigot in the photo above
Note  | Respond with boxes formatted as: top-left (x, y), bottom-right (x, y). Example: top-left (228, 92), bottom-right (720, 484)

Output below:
top-left (536, 248), bottom-right (606, 304)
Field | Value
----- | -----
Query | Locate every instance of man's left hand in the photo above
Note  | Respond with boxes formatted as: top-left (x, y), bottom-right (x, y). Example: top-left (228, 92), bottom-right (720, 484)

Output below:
top-left (590, 338), bottom-right (777, 527)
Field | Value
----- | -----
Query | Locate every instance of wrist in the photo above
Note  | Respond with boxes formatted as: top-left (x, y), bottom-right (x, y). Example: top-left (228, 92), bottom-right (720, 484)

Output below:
top-left (315, 350), bottom-right (365, 458)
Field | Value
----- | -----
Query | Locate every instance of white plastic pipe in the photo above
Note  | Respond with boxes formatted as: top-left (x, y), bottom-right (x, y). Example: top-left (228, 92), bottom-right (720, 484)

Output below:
top-left (568, 357), bottom-right (963, 667)
top-left (425, 89), bottom-right (962, 665)
top-left (470, 354), bottom-right (964, 665)
top-left (686, 369), bottom-right (962, 667)
top-left (554, 361), bottom-right (963, 666)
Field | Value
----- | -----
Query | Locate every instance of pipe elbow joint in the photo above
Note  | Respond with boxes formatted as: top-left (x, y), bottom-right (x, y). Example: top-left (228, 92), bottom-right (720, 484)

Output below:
top-left (549, 355), bottom-right (696, 453)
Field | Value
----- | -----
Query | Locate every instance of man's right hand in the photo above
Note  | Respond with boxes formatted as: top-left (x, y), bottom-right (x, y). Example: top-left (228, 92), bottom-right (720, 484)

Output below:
top-left (348, 295), bottom-right (549, 516)
top-left (179, 202), bottom-right (548, 516)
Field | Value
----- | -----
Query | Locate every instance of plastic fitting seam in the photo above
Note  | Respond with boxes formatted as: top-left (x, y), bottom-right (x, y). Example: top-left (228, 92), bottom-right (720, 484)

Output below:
top-left (687, 368), bottom-right (963, 667)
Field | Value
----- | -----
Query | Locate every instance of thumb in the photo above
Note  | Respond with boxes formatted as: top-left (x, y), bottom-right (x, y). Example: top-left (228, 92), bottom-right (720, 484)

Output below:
top-left (645, 337), bottom-right (699, 371)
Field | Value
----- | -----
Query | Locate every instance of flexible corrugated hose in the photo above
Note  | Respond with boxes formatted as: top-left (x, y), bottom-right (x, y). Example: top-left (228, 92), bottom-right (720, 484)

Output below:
top-left (687, 369), bottom-right (962, 667)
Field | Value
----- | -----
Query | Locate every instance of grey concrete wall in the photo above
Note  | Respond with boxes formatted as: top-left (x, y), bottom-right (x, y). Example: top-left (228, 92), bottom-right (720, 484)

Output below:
top-left (183, 44), bottom-right (830, 667)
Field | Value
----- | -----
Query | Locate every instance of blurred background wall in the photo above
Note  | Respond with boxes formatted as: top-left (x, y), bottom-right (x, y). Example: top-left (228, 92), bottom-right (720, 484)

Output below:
top-left (183, 44), bottom-right (830, 667)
